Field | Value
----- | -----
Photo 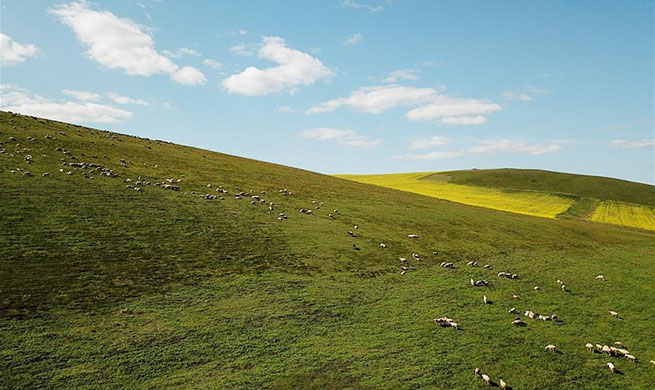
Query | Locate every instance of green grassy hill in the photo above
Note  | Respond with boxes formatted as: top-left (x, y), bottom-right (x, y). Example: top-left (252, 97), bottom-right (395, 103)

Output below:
top-left (435, 168), bottom-right (655, 206)
top-left (1, 111), bottom-right (654, 389)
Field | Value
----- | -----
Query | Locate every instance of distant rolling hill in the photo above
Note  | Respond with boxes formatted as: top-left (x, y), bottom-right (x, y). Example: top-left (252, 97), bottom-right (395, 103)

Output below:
top-left (337, 170), bottom-right (655, 231)
top-left (1, 111), bottom-right (654, 390)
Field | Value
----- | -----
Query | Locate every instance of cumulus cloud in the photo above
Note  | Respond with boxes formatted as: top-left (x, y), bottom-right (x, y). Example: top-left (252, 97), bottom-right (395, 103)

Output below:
top-left (301, 128), bottom-right (382, 148)
top-left (162, 47), bottom-right (201, 58)
top-left (50, 1), bottom-right (205, 85)
top-left (408, 136), bottom-right (450, 150)
top-left (202, 59), bottom-right (222, 70)
top-left (342, 33), bottom-right (362, 47)
top-left (1, 84), bottom-right (133, 124)
top-left (308, 84), bottom-right (501, 125)
top-left (106, 92), bottom-right (149, 106)
top-left (383, 69), bottom-right (419, 83)
top-left (610, 139), bottom-right (655, 149)
top-left (61, 89), bottom-right (101, 102)
top-left (394, 139), bottom-right (562, 160)
top-left (1, 33), bottom-right (40, 66)
top-left (222, 36), bottom-right (334, 96)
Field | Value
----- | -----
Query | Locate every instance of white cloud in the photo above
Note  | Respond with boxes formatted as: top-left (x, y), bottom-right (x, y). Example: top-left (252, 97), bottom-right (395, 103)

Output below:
top-left (405, 98), bottom-right (502, 123)
top-left (61, 89), bottom-right (101, 102)
top-left (222, 36), bottom-right (334, 96)
top-left (441, 115), bottom-right (487, 125)
top-left (393, 151), bottom-right (464, 160)
top-left (502, 85), bottom-right (551, 101)
top-left (383, 69), bottom-right (419, 83)
top-left (468, 139), bottom-right (561, 155)
top-left (229, 43), bottom-right (256, 56)
top-left (163, 47), bottom-right (201, 58)
top-left (610, 139), bottom-right (655, 149)
top-left (171, 66), bottom-right (207, 85)
top-left (394, 139), bottom-right (562, 160)
top-left (408, 136), bottom-right (450, 150)
top-left (1, 84), bottom-right (133, 124)
top-left (224, 29), bottom-right (248, 36)
top-left (308, 84), bottom-right (501, 125)
top-left (106, 92), bottom-right (149, 106)
top-left (50, 2), bottom-right (205, 85)
top-left (202, 59), bottom-right (222, 70)
top-left (1, 33), bottom-right (40, 66)
top-left (307, 85), bottom-right (437, 114)
top-left (301, 128), bottom-right (382, 148)
top-left (341, 0), bottom-right (384, 12)
top-left (342, 33), bottom-right (362, 47)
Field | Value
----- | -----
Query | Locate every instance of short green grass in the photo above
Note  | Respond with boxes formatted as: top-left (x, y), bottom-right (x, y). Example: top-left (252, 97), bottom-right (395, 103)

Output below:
top-left (1, 111), bottom-right (655, 389)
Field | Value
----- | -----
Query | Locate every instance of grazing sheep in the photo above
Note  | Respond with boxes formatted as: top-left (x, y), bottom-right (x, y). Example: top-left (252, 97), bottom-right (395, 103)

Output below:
top-left (508, 307), bottom-right (516, 314)
top-left (596, 275), bottom-right (605, 281)
top-left (407, 234), bottom-right (419, 238)
top-left (545, 344), bottom-right (557, 352)
top-left (354, 225), bottom-right (358, 229)
top-left (512, 319), bottom-right (524, 326)
top-left (609, 311), bottom-right (620, 318)
top-left (484, 264), bottom-right (491, 269)
top-left (347, 231), bottom-right (355, 237)
top-left (586, 343), bottom-right (594, 352)
top-left (557, 279), bottom-right (563, 284)
top-left (512, 294), bottom-right (520, 299)
top-left (596, 344), bottom-right (603, 351)
top-left (474, 367), bottom-right (481, 377)
top-left (470, 278), bottom-right (476, 286)
top-left (561, 284), bottom-right (567, 291)
top-left (608, 362), bottom-right (615, 373)
top-left (400, 270), bottom-right (407, 275)
top-left (614, 341), bottom-right (623, 347)
top-left (551, 314), bottom-right (558, 321)
top-left (481, 374), bottom-right (490, 385)
top-left (618, 348), bottom-right (630, 356)
top-left (380, 243), bottom-right (387, 248)
top-left (499, 379), bottom-right (507, 389)
top-left (483, 295), bottom-right (489, 304)
top-left (602, 345), bottom-right (613, 355)
top-left (399, 258), bottom-right (408, 265)
top-left (625, 354), bottom-right (637, 362)
top-left (650, 360), bottom-right (655, 366)
top-left (534, 286), bottom-right (540, 290)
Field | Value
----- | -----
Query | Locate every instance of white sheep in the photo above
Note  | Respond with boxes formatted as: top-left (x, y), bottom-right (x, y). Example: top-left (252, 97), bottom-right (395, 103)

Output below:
top-left (650, 360), bottom-right (655, 365)
top-left (609, 311), bottom-right (620, 318)
top-left (545, 344), bottom-right (557, 352)
top-left (625, 354), bottom-right (637, 362)
top-left (508, 307), bottom-right (516, 314)
top-left (380, 243), bottom-right (387, 248)
top-left (534, 286), bottom-right (540, 290)
top-left (483, 295), bottom-right (489, 304)
top-left (585, 343), bottom-right (594, 352)
top-left (602, 345), bottom-right (612, 355)
top-left (596, 275), bottom-right (605, 281)
top-left (607, 362), bottom-right (615, 373)
top-left (481, 374), bottom-right (490, 385)
top-left (499, 379), bottom-right (507, 389)
top-left (474, 367), bottom-right (481, 377)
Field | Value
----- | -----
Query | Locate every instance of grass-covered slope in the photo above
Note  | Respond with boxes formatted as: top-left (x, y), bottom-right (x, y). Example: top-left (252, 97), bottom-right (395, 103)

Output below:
top-left (1, 111), bottom-right (655, 389)
top-left (437, 168), bottom-right (655, 206)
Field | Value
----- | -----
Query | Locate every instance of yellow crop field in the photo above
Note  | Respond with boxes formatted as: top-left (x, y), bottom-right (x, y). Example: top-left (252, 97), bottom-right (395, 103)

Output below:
top-left (590, 201), bottom-right (655, 230)
top-left (337, 172), bottom-right (575, 219)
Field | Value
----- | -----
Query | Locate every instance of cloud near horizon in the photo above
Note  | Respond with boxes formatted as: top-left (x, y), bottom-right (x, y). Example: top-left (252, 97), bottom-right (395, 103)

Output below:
top-left (50, 1), bottom-right (206, 86)
top-left (307, 84), bottom-right (501, 125)
top-left (222, 37), bottom-right (334, 96)
top-left (1, 84), bottom-right (133, 124)
top-left (394, 139), bottom-right (562, 160)
top-left (610, 139), bottom-right (655, 149)
top-left (301, 128), bottom-right (382, 148)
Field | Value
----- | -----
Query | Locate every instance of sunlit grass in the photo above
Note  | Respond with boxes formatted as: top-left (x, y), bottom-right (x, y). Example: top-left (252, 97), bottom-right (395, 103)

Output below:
top-left (337, 172), bottom-right (575, 219)
top-left (591, 201), bottom-right (655, 231)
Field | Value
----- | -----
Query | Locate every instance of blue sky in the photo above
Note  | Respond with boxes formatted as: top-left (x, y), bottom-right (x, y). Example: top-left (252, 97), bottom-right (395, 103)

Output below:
top-left (1, 0), bottom-right (653, 183)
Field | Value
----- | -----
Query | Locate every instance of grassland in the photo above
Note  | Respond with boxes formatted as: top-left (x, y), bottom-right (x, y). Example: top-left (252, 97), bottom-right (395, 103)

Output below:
top-left (591, 201), bottom-right (655, 231)
top-left (1, 111), bottom-right (655, 389)
top-left (336, 172), bottom-right (576, 219)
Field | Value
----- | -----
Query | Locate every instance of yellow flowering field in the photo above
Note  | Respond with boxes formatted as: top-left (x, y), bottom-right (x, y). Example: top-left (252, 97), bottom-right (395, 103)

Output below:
top-left (590, 201), bottom-right (655, 230)
top-left (337, 172), bottom-right (575, 219)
